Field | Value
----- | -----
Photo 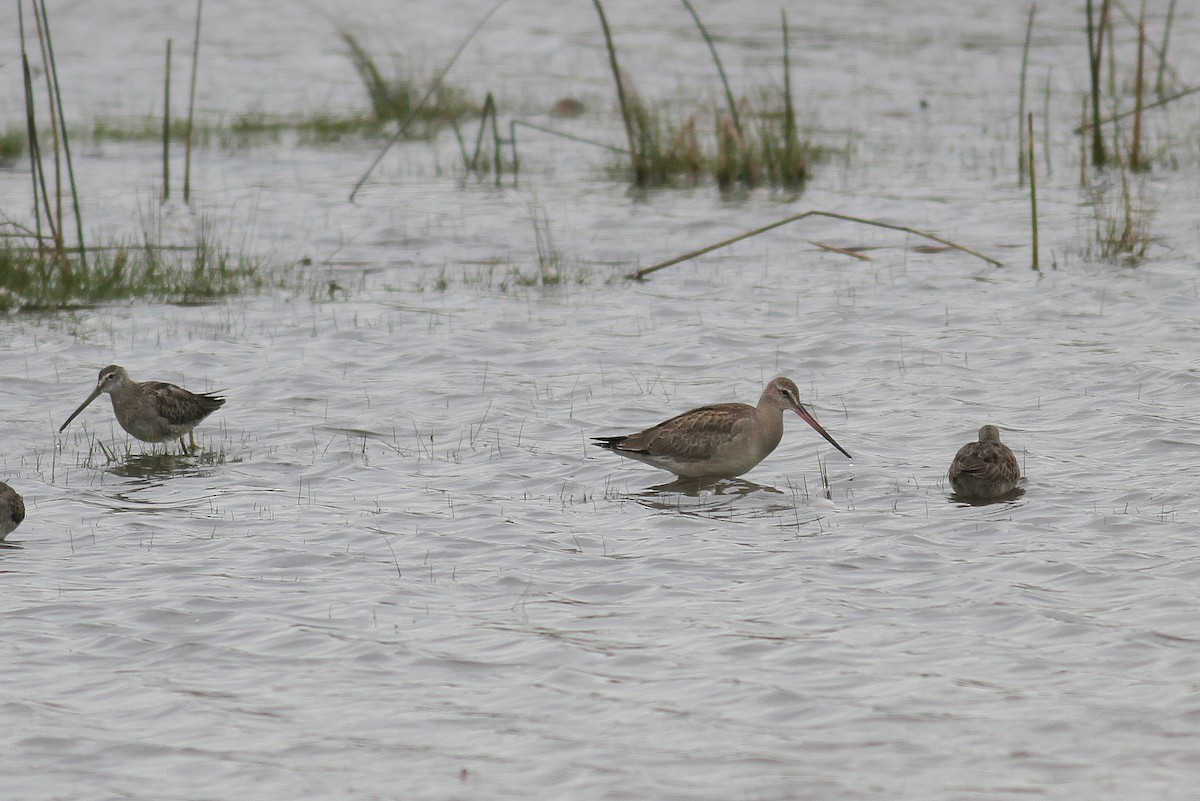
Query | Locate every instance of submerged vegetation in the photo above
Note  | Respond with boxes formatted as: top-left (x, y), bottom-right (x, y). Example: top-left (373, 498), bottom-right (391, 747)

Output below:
top-left (413, 201), bottom-right (602, 294)
top-left (1082, 170), bottom-right (1156, 263)
top-left (417, 259), bottom-right (603, 295)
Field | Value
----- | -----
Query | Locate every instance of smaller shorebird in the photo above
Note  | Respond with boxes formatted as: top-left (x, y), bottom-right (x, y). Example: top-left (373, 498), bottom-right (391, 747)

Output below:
top-left (59, 365), bottom-right (225, 453)
top-left (593, 376), bottom-right (851, 480)
top-left (0, 481), bottom-right (24, 541)
top-left (948, 424), bottom-right (1021, 499)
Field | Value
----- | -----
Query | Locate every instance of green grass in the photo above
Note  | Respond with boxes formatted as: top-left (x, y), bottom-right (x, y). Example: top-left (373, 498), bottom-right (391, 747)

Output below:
top-left (85, 110), bottom-right (398, 149)
top-left (225, 112), bottom-right (391, 146)
top-left (0, 126), bottom-right (24, 164)
top-left (0, 224), bottom-right (274, 310)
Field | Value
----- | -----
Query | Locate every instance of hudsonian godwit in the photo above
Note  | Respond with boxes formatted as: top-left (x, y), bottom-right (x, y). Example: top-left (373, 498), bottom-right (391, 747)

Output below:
top-left (948, 424), bottom-right (1021, 499)
top-left (0, 481), bottom-right (24, 540)
top-left (59, 365), bottom-right (225, 453)
top-left (593, 376), bottom-right (851, 479)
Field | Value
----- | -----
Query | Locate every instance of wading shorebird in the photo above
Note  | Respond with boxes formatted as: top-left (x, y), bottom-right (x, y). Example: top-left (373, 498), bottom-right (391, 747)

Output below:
top-left (948, 424), bottom-right (1021, 499)
top-left (59, 365), bottom-right (225, 453)
top-left (0, 481), bottom-right (24, 541)
top-left (593, 376), bottom-right (851, 479)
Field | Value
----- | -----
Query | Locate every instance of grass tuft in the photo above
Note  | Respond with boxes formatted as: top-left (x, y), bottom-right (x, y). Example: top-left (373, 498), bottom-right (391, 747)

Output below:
top-left (593, 1), bottom-right (818, 190)
top-left (0, 126), bottom-right (24, 163)
top-left (0, 219), bottom-right (273, 311)
top-left (339, 31), bottom-right (476, 138)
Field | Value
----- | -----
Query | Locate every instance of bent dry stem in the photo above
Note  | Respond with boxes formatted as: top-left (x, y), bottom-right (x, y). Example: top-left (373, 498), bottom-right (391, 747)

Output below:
top-left (629, 210), bottom-right (1003, 280)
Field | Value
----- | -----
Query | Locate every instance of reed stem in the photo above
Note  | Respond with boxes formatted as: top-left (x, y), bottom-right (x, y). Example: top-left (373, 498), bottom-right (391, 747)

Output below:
top-left (1129, 0), bottom-right (1145, 171)
top-left (184, 0), bottom-right (202, 203)
top-left (31, 1), bottom-right (62, 256)
top-left (781, 9), bottom-right (799, 181)
top-left (38, 0), bottom-right (85, 270)
top-left (510, 121), bottom-right (628, 155)
top-left (509, 119), bottom-right (519, 179)
top-left (1017, 4), bottom-right (1035, 186)
top-left (1085, 0), bottom-right (1107, 168)
top-left (679, 0), bottom-right (740, 138)
top-left (490, 94), bottom-right (503, 186)
top-left (1079, 95), bottom-right (1088, 186)
top-left (1154, 0), bottom-right (1177, 98)
top-left (629, 210), bottom-right (1002, 280)
top-left (591, 0), bottom-right (644, 184)
top-left (163, 38), bottom-right (172, 201)
top-left (1041, 69), bottom-right (1052, 177)
top-left (17, 4), bottom-right (45, 251)
top-left (1074, 84), bottom-right (1200, 135)
top-left (1027, 113), bottom-right (1039, 271)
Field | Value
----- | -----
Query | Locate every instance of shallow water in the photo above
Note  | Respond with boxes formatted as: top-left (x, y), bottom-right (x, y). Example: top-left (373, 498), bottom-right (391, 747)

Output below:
top-left (3, 1), bottom-right (1200, 799)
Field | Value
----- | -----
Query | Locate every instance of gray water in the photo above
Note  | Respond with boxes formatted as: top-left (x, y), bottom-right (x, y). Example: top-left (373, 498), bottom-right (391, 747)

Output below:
top-left (3, 1), bottom-right (1200, 799)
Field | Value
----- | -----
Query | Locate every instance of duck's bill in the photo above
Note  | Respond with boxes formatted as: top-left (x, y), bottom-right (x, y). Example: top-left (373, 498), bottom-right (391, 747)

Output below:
top-left (792, 404), bottom-right (852, 459)
top-left (59, 387), bottom-right (102, 433)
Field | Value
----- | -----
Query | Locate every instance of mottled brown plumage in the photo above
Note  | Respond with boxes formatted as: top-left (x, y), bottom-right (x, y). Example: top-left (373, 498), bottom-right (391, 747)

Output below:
top-left (0, 481), bottom-right (24, 540)
top-left (593, 376), bottom-right (851, 479)
top-left (60, 365), bottom-right (225, 451)
top-left (948, 424), bottom-right (1021, 499)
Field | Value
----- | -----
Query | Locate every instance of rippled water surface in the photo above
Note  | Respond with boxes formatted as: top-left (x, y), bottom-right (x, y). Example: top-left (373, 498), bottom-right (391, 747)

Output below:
top-left (3, 1), bottom-right (1200, 799)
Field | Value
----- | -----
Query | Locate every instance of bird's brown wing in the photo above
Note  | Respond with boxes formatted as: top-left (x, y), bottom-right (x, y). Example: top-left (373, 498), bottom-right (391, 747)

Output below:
top-left (623, 403), bottom-right (753, 460)
top-left (144, 381), bottom-right (225, 426)
top-left (8, 494), bottom-right (23, 528)
top-left (951, 442), bottom-right (1019, 482)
